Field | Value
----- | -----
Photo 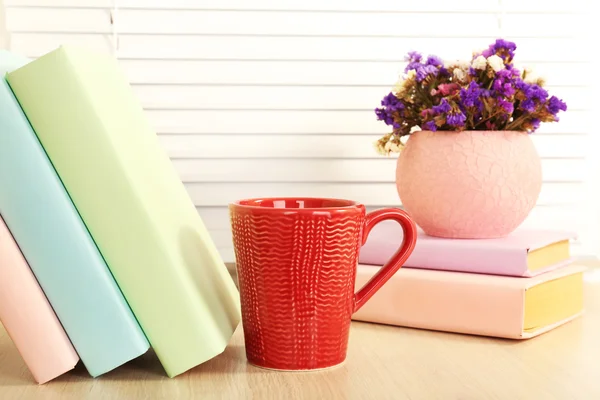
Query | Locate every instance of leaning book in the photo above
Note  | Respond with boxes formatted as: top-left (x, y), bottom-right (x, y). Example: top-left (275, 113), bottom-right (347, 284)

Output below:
top-left (0, 215), bottom-right (79, 384)
top-left (7, 46), bottom-right (241, 378)
top-left (0, 50), bottom-right (150, 377)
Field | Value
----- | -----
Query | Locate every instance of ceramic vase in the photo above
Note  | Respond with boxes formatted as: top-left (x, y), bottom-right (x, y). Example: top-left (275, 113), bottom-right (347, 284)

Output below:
top-left (395, 130), bottom-right (542, 239)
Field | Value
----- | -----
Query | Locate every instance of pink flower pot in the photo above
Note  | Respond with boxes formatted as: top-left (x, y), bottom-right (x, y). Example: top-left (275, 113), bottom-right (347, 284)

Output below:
top-left (395, 130), bottom-right (542, 239)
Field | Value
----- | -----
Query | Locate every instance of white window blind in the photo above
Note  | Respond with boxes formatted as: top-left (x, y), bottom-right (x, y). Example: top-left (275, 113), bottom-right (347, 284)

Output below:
top-left (1, 0), bottom-right (597, 261)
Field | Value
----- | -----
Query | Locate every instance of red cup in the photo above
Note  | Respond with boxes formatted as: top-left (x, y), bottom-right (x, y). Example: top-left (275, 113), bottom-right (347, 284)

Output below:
top-left (229, 197), bottom-right (417, 371)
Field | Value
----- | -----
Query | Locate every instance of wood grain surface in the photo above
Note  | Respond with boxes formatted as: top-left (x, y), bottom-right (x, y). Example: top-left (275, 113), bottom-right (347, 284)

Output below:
top-left (1, 262), bottom-right (599, 400)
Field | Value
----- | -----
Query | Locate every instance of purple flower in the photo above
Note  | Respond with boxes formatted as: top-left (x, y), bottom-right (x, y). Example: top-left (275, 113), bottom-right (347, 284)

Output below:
top-left (492, 80), bottom-right (515, 97)
top-left (375, 92), bottom-right (404, 128)
top-left (495, 69), bottom-right (512, 80)
top-left (402, 53), bottom-right (441, 80)
top-left (372, 39), bottom-right (567, 140)
top-left (375, 108), bottom-right (394, 126)
top-left (404, 51), bottom-right (424, 73)
top-left (426, 55), bottom-right (443, 67)
top-left (482, 39), bottom-right (517, 61)
top-left (432, 98), bottom-right (452, 114)
top-left (497, 98), bottom-right (514, 114)
top-left (380, 92), bottom-right (404, 111)
top-left (447, 112), bottom-right (466, 127)
top-left (516, 81), bottom-right (548, 102)
top-left (520, 99), bottom-right (536, 113)
top-left (547, 96), bottom-right (567, 114)
top-left (480, 88), bottom-right (492, 98)
top-left (422, 120), bottom-right (437, 131)
top-left (415, 64), bottom-right (439, 82)
top-left (405, 51), bottom-right (422, 63)
top-left (460, 81), bottom-right (481, 108)
top-left (530, 85), bottom-right (548, 102)
top-left (491, 69), bottom-right (517, 97)
top-left (515, 80), bottom-right (551, 114)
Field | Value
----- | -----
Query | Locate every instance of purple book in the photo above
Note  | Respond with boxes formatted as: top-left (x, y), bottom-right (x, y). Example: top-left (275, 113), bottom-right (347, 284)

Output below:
top-left (359, 221), bottom-right (576, 277)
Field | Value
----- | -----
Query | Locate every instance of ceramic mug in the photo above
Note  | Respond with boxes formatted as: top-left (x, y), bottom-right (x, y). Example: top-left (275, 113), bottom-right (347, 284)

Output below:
top-left (229, 197), bottom-right (417, 371)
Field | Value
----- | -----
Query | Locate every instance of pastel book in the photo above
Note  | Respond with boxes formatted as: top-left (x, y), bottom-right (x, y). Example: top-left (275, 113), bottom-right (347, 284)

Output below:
top-left (7, 46), bottom-right (241, 378)
top-left (0, 215), bottom-right (79, 384)
top-left (352, 263), bottom-right (585, 339)
top-left (359, 221), bottom-right (575, 277)
top-left (0, 50), bottom-right (149, 377)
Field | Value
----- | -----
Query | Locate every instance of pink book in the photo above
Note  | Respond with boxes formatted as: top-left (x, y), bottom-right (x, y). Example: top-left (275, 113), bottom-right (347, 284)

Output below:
top-left (359, 222), bottom-right (576, 277)
top-left (352, 263), bottom-right (586, 339)
top-left (0, 215), bottom-right (79, 384)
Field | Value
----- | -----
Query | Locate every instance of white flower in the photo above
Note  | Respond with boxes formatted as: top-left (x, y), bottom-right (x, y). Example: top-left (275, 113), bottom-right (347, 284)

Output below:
top-left (393, 77), bottom-right (406, 95)
top-left (406, 70), bottom-right (417, 79)
top-left (384, 135), bottom-right (403, 153)
top-left (472, 55), bottom-right (487, 70)
top-left (487, 55), bottom-right (505, 72)
top-left (453, 68), bottom-right (466, 81)
top-left (522, 67), bottom-right (540, 83)
top-left (373, 140), bottom-right (387, 156)
top-left (445, 59), bottom-right (469, 69)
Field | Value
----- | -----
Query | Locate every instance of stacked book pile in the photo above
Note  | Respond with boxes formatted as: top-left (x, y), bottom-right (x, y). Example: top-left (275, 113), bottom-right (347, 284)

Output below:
top-left (0, 48), bottom-right (240, 384)
top-left (354, 222), bottom-right (585, 339)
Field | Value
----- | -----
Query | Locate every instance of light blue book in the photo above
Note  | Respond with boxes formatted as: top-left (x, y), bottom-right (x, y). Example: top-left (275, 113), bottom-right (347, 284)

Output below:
top-left (0, 50), bottom-right (150, 377)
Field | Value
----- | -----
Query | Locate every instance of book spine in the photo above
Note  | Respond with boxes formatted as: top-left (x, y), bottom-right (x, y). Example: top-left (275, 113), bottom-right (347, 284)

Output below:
top-left (352, 266), bottom-right (525, 339)
top-left (0, 69), bottom-right (149, 377)
top-left (0, 216), bottom-right (79, 384)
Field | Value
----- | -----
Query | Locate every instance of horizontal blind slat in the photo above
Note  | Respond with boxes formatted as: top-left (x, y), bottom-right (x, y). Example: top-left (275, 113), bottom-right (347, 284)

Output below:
top-left (119, 59), bottom-right (589, 87)
top-left (171, 158), bottom-right (587, 183)
top-left (4, 0), bottom-right (583, 13)
top-left (7, 8), bottom-right (501, 36)
top-left (148, 110), bottom-right (590, 135)
top-left (8, 9), bottom-right (581, 38)
top-left (5, 8), bottom-right (110, 33)
top-left (132, 84), bottom-right (588, 111)
top-left (182, 182), bottom-right (581, 207)
top-left (158, 134), bottom-right (589, 159)
top-left (9, 34), bottom-right (587, 62)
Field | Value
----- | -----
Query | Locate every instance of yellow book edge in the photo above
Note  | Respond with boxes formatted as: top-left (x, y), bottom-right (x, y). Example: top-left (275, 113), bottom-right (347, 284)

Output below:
top-left (527, 239), bottom-right (570, 272)
top-left (524, 271), bottom-right (584, 333)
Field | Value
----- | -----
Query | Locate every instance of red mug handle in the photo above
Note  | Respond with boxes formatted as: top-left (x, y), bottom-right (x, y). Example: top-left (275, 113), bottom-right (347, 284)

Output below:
top-left (353, 208), bottom-right (417, 313)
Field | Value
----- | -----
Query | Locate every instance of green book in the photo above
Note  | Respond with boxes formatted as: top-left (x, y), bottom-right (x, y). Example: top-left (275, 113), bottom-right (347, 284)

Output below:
top-left (7, 46), bottom-right (241, 378)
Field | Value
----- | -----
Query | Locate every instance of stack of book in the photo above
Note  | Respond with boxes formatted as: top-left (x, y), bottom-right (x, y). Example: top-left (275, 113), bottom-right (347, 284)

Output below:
top-left (0, 47), bottom-right (240, 384)
top-left (354, 221), bottom-right (585, 339)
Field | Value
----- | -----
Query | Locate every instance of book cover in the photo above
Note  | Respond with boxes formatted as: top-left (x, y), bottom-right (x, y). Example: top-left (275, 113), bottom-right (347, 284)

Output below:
top-left (7, 46), bottom-right (241, 378)
top-left (352, 263), bottom-right (586, 339)
top-left (359, 221), bottom-right (575, 277)
top-left (0, 215), bottom-right (79, 384)
top-left (0, 50), bottom-right (149, 377)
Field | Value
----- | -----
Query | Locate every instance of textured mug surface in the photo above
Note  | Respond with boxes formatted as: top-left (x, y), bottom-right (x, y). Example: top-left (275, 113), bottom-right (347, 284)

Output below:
top-left (230, 197), bottom-right (417, 370)
top-left (396, 130), bottom-right (542, 239)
